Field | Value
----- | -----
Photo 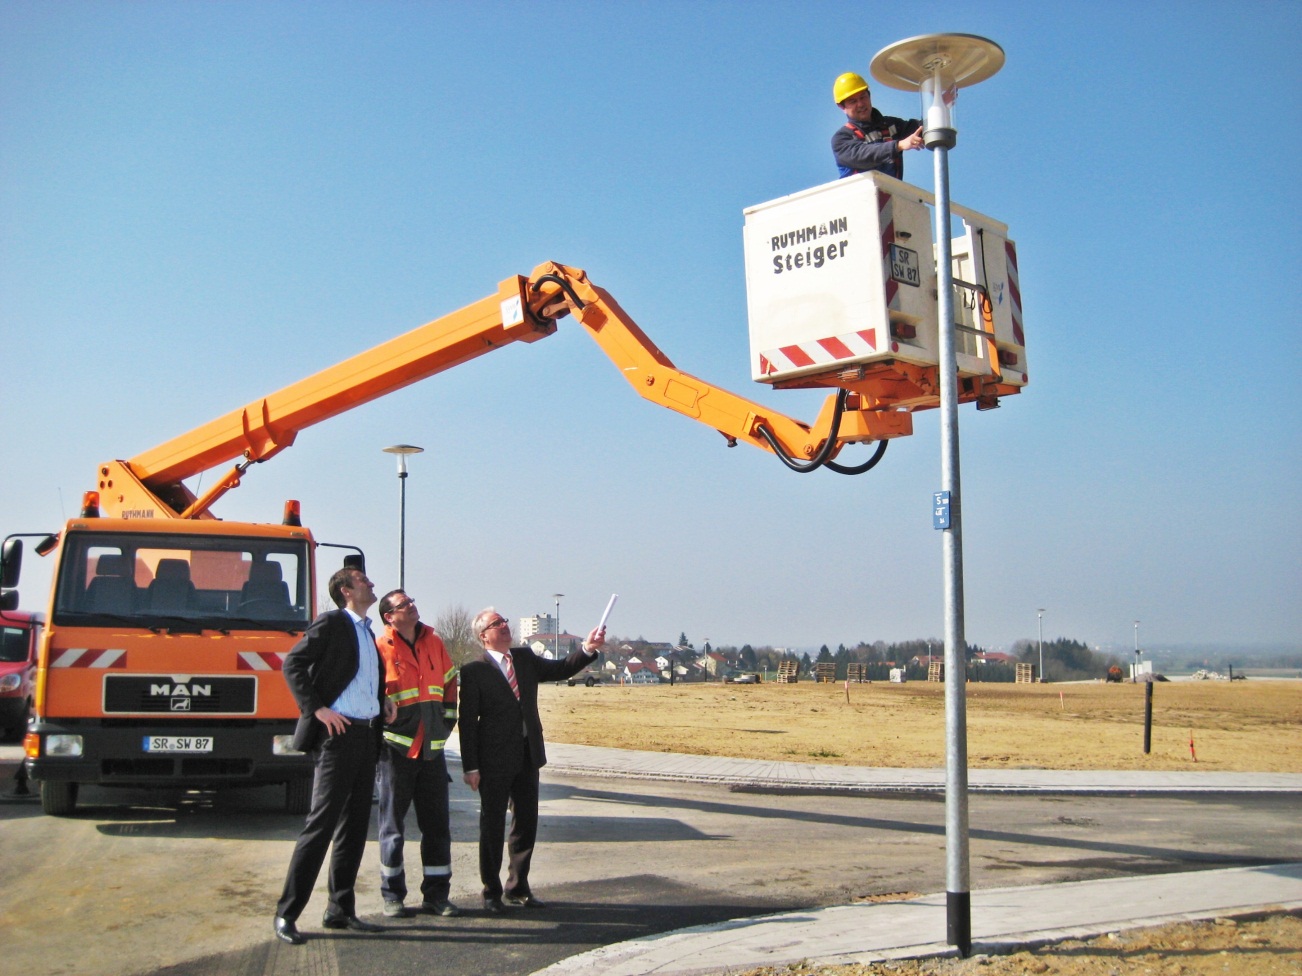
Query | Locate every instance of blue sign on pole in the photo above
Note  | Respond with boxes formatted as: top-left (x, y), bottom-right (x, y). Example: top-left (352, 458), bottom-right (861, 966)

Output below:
top-left (933, 490), bottom-right (951, 530)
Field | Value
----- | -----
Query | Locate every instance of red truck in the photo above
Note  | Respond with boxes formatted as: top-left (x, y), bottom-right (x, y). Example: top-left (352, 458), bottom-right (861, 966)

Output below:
top-left (0, 609), bottom-right (40, 741)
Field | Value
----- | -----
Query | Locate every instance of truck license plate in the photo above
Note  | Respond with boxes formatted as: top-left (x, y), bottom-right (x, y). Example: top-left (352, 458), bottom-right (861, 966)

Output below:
top-left (889, 244), bottom-right (921, 287)
top-left (143, 735), bottom-right (213, 753)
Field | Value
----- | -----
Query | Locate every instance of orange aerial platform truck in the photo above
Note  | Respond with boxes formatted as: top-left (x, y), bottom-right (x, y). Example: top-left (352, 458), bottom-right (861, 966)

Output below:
top-left (1, 176), bottom-right (1025, 818)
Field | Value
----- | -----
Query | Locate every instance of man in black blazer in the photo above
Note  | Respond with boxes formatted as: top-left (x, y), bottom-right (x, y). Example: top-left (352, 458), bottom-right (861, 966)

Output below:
top-left (273, 567), bottom-right (397, 946)
top-left (459, 607), bottom-right (605, 912)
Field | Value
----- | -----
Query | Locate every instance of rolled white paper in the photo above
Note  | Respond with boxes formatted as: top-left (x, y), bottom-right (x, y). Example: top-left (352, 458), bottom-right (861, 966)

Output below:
top-left (597, 593), bottom-right (618, 632)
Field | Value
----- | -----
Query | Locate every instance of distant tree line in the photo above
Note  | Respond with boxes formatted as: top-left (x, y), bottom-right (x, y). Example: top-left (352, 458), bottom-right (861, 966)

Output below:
top-left (705, 635), bottom-right (1125, 683)
top-left (1008, 637), bottom-right (1125, 682)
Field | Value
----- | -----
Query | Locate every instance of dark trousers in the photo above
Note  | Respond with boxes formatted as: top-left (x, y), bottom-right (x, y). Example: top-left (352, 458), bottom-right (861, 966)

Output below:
top-left (276, 724), bottom-right (379, 921)
top-left (477, 756), bottom-right (540, 900)
top-left (376, 750), bottom-right (452, 904)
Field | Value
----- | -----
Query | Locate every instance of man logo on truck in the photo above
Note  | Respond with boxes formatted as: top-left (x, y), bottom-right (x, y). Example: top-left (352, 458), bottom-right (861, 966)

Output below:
top-left (150, 681), bottom-right (212, 711)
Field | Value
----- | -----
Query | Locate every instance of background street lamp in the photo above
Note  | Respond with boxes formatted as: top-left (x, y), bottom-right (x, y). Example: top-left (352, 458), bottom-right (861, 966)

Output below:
top-left (871, 32), bottom-right (1004, 959)
top-left (382, 444), bottom-right (424, 590)
top-left (553, 593), bottom-right (564, 659)
top-left (1037, 608), bottom-right (1046, 683)
top-left (1134, 619), bottom-right (1141, 682)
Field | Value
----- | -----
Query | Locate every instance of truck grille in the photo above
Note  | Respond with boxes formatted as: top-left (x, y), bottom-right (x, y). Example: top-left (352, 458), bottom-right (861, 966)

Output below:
top-left (102, 675), bottom-right (257, 715)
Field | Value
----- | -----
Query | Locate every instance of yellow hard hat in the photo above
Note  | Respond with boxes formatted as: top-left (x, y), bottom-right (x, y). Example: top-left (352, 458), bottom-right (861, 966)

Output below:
top-left (833, 72), bottom-right (868, 105)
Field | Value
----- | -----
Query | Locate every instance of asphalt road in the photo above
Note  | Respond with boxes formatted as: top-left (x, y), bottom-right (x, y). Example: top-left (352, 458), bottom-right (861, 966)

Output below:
top-left (1, 754), bottom-right (1299, 976)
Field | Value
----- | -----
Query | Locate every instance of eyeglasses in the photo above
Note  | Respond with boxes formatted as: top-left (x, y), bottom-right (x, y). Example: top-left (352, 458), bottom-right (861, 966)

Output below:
top-left (388, 600), bottom-right (416, 613)
top-left (482, 618), bottom-right (509, 634)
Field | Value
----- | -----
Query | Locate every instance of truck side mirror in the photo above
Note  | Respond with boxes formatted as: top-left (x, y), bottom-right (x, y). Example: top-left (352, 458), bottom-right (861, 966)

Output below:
top-left (0, 591), bottom-right (16, 612)
top-left (1, 538), bottom-right (22, 589)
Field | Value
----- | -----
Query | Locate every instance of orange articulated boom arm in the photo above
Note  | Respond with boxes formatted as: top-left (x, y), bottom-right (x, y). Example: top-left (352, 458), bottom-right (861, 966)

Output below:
top-left (102, 275), bottom-right (552, 518)
top-left (526, 262), bottom-right (911, 461)
top-left (98, 262), bottom-right (909, 520)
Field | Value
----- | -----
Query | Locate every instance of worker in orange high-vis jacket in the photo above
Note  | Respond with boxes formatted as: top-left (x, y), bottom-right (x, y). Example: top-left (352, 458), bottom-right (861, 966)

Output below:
top-left (374, 589), bottom-right (461, 918)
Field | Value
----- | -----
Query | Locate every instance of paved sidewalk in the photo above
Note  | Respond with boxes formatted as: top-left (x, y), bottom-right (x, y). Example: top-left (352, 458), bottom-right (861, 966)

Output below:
top-left (532, 863), bottom-right (1302, 976)
top-left (491, 743), bottom-right (1302, 976)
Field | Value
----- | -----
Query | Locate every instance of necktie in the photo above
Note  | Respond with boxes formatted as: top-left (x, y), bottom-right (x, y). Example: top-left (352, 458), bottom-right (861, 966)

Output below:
top-left (504, 653), bottom-right (520, 700)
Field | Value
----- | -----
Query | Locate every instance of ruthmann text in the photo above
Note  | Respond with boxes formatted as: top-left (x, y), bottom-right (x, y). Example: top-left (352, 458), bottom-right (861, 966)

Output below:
top-left (770, 218), bottom-right (849, 274)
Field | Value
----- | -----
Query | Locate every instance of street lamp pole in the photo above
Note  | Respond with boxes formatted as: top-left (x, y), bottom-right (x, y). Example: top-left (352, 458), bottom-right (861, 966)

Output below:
top-left (1133, 619), bottom-right (1141, 682)
top-left (872, 33), bottom-right (1004, 959)
top-left (553, 593), bottom-right (564, 659)
top-left (1037, 608), bottom-right (1045, 683)
top-left (382, 444), bottom-right (424, 591)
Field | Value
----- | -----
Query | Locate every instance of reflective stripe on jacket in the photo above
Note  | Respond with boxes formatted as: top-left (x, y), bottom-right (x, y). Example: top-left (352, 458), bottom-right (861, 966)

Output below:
top-left (378, 622), bottom-right (458, 759)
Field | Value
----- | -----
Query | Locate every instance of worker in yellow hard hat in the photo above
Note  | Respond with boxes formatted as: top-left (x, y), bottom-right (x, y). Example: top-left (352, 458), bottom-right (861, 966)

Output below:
top-left (831, 71), bottom-right (924, 179)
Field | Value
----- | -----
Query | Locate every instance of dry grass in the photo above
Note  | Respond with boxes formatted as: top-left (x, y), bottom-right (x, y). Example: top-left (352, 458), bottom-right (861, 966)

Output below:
top-left (538, 678), bottom-right (1302, 773)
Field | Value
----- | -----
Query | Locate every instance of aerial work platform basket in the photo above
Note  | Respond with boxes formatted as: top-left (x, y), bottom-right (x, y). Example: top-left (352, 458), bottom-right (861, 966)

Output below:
top-left (741, 171), bottom-right (1026, 412)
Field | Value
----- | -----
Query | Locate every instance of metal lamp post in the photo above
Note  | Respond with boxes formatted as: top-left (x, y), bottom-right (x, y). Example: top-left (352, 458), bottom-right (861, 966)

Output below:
top-left (553, 593), bottom-right (564, 658)
top-left (871, 32), bottom-right (1005, 958)
top-left (382, 444), bottom-right (424, 590)
top-left (1037, 608), bottom-right (1046, 683)
top-left (1133, 619), bottom-right (1141, 681)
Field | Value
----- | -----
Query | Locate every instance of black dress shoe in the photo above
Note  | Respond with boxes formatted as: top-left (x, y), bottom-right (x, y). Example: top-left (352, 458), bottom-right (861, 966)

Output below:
top-left (274, 916), bottom-right (305, 945)
top-left (322, 913), bottom-right (384, 932)
top-left (503, 892), bottom-right (547, 908)
top-left (482, 897), bottom-right (505, 914)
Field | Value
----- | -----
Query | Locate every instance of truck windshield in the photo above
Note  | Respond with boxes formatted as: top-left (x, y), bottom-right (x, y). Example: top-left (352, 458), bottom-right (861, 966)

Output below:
top-left (52, 531), bottom-right (311, 629)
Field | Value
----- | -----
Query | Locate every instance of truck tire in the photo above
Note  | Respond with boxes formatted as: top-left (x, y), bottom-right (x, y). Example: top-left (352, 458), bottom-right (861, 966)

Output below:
top-left (40, 780), bottom-right (78, 816)
top-left (285, 777), bottom-right (312, 815)
top-left (585, 676), bottom-right (597, 687)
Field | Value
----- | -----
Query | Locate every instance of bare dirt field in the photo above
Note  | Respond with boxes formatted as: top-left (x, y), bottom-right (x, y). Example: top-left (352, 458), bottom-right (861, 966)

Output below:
top-left (538, 678), bottom-right (1302, 975)
top-left (539, 678), bottom-right (1302, 773)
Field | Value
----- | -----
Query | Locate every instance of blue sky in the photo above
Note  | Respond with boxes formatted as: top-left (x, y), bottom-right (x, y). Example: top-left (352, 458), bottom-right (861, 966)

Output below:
top-left (2, 1), bottom-right (1299, 655)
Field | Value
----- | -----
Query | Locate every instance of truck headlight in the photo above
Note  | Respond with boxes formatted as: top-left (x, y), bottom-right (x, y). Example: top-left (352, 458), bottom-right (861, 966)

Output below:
top-left (44, 734), bottom-right (84, 757)
top-left (272, 735), bottom-right (303, 756)
top-left (0, 674), bottom-right (21, 693)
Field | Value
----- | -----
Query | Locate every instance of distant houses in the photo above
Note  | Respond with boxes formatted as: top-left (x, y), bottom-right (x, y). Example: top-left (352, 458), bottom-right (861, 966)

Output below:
top-left (518, 631), bottom-right (1035, 685)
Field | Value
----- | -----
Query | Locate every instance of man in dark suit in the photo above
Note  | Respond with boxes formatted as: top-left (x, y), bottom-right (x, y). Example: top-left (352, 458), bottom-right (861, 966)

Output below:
top-left (273, 567), bottom-right (397, 946)
top-left (459, 607), bottom-right (605, 912)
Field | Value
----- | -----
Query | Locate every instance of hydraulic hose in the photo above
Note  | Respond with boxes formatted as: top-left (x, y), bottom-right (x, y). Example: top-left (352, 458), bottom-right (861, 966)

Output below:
top-left (824, 438), bottom-right (888, 474)
top-left (530, 274), bottom-right (587, 312)
top-left (755, 389), bottom-right (848, 473)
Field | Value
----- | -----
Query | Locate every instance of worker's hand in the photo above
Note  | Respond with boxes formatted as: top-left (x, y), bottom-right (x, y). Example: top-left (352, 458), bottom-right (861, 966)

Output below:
top-left (383, 699), bottom-right (397, 723)
top-left (898, 126), bottom-right (925, 151)
top-left (582, 626), bottom-right (606, 655)
top-left (463, 770), bottom-right (481, 792)
top-left (314, 706), bottom-right (349, 737)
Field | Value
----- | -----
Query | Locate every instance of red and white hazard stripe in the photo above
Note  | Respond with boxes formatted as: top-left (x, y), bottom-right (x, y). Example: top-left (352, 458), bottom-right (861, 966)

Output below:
top-left (758, 328), bottom-right (879, 377)
top-left (879, 189), bottom-right (900, 311)
top-left (50, 648), bottom-right (126, 668)
top-left (1005, 240), bottom-right (1024, 346)
top-left (237, 651), bottom-right (287, 671)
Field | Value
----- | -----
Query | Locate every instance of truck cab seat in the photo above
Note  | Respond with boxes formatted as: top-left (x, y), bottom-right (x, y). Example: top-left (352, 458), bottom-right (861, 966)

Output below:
top-left (239, 562), bottom-right (291, 614)
top-left (147, 558), bottom-right (196, 612)
top-left (85, 554), bottom-right (138, 613)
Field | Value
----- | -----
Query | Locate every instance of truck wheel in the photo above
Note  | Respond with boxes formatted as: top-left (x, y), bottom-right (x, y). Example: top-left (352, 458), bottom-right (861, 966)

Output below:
top-left (285, 777), bottom-right (312, 815)
top-left (585, 676), bottom-right (597, 687)
top-left (40, 780), bottom-right (78, 816)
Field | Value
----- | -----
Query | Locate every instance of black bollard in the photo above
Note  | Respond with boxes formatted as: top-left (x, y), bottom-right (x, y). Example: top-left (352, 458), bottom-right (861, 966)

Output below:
top-left (1142, 679), bottom-right (1153, 754)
